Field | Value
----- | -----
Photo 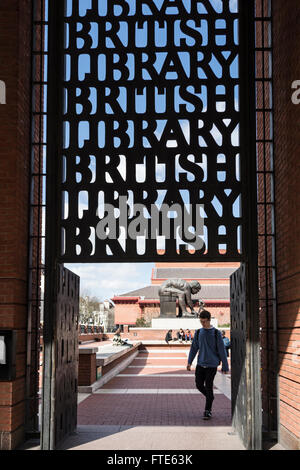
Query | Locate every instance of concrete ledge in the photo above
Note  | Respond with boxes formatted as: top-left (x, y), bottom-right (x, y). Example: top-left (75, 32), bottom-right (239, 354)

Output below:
top-left (78, 333), bottom-right (105, 344)
top-left (79, 347), bottom-right (99, 355)
top-left (96, 342), bottom-right (142, 366)
top-left (78, 347), bottom-right (140, 394)
top-left (152, 318), bottom-right (218, 329)
top-left (139, 340), bottom-right (191, 347)
top-left (129, 327), bottom-right (229, 331)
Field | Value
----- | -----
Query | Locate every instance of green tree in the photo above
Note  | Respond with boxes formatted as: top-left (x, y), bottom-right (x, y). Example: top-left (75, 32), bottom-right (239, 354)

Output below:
top-left (79, 291), bottom-right (101, 324)
top-left (135, 317), bottom-right (150, 327)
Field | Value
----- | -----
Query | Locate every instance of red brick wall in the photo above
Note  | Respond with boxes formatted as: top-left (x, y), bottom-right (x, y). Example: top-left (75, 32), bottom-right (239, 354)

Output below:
top-left (154, 261), bottom-right (240, 268)
top-left (0, 0), bottom-right (32, 450)
top-left (114, 301), bottom-right (141, 325)
top-left (272, 0), bottom-right (300, 449)
top-left (122, 327), bottom-right (230, 342)
top-left (78, 354), bottom-right (97, 387)
top-left (78, 346), bottom-right (140, 386)
top-left (206, 306), bottom-right (230, 326)
top-left (142, 304), bottom-right (230, 325)
top-left (142, 305), bottom-right (160, 323)
top-left (115, 300), bottom-right (230, 327)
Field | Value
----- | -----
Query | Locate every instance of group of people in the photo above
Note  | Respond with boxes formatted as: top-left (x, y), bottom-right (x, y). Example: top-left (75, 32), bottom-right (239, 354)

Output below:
top-left (165, 327), bottom-right (231, 355)
top-left (165, 328), bottom-right (193, 344)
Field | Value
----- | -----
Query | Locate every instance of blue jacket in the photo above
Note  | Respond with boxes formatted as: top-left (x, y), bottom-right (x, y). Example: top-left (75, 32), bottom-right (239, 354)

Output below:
top-left (223, 337), bottom-right (230, 348)
top-left (188, 327), bottom-right (229, 371)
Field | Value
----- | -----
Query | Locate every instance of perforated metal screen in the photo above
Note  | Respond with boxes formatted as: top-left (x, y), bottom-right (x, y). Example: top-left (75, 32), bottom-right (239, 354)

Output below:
top-left (46, 0), bottom-right (255, 263)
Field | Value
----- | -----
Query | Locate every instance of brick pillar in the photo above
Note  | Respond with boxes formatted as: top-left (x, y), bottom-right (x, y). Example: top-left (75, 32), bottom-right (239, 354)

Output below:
top-left (0, 0), bottom-right (32, 450)
top-left (78, 350), bottom-right (97, 386)
top-left (272, 0), bottom-right (300, 450)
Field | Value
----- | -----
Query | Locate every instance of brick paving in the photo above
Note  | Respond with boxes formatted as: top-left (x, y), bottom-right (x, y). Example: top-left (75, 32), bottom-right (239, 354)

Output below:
top-left (130, 359), bottom-right (187, 365)
top-left (77, 347), bottom-right (232, 427)
top-left (78, 394), bottom-right (231, 427)
top-left (138, 352), bottom-right (189, 357)
top-left (101, 377), bottom-right (196, 389)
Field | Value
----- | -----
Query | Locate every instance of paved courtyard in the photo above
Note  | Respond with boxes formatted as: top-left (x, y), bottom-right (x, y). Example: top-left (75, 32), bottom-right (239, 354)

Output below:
top-left (59, 346), bottom-right (245, 450)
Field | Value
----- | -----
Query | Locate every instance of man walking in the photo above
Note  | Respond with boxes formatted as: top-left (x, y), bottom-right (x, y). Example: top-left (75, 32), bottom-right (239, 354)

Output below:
top-left (187, 310), bottom-right (229, 420)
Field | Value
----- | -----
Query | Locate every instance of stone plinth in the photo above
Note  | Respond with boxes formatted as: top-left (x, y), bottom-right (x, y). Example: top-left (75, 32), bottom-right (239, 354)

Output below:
top-left (159, 293), bottom-right (177, 318)
top-left (152, 317), bottom-right (218, 329)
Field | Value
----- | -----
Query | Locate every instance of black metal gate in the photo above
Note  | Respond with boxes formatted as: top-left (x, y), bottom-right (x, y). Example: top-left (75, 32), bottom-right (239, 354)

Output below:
top-left (230, 263), bottom-right (262, 450)
top-left (45, 0), bottom-right (257, 264)
top-left (41, 265), bottom-right (80, 449)
top-left (39, 0), bottom-right (262, 450)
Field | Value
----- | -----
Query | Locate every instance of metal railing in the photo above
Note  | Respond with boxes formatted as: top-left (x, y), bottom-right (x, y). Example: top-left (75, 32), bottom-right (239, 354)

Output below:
top-left (255, 0), bottom-right (278, 438)
top-left (26, 0), bottom-right (48, 434)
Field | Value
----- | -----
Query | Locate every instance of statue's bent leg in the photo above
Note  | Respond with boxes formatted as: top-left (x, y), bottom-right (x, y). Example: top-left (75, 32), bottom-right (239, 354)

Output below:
top-left (178, 294), bottom-right (188, 316)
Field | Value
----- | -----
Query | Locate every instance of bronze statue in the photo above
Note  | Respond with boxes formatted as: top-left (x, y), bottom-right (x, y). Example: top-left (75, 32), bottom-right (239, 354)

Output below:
top-left (158, 279), bottom-right (204, 317)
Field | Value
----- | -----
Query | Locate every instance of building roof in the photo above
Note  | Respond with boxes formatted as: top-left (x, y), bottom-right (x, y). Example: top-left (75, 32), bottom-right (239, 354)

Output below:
top-left (153, 267), bottom-right (237, 280)
top-left (119, 284), bottom-right (230, 301)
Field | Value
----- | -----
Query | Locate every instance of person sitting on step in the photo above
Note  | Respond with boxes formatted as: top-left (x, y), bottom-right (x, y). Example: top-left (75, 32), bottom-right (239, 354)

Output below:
top-left (185, 329), bottom-right (192, 343)
top-left (176, 328), bottom-right (185, 342)
top-left (113, 328), bottom-right (132, 347)
top-left (165, 329), bottom-right (176, 344)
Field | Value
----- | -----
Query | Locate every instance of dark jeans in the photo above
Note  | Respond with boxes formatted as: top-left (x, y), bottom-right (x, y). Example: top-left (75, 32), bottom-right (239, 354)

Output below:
top-left (195, 365), bottom-right (217, 411)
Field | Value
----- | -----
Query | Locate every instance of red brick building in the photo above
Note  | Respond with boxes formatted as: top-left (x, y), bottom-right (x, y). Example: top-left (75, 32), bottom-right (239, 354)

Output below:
top-left (112, 261), bottom-right (239, 326)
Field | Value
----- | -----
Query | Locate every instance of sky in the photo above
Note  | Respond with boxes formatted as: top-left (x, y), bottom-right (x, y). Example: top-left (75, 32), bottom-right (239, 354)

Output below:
top-left (47, 0), bottom-right (240, 300)
top-left (64, 261), bottom-right (155, 300)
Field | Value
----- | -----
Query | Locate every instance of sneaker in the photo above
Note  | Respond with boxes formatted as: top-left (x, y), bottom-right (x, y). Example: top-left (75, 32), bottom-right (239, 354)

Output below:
top-left (203, 410), bottom-right (212, 420)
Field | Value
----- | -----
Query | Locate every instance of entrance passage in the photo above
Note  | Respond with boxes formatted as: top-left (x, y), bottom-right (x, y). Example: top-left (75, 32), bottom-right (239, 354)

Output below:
top-left (41, 0), bottom-right (261, 450)
top-left (58, 344), bottom-right (244, 450)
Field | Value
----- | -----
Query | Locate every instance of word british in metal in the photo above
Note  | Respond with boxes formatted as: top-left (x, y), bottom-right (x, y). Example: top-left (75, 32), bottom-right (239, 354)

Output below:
top-left (59, 0), bottom-right (244, 262)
